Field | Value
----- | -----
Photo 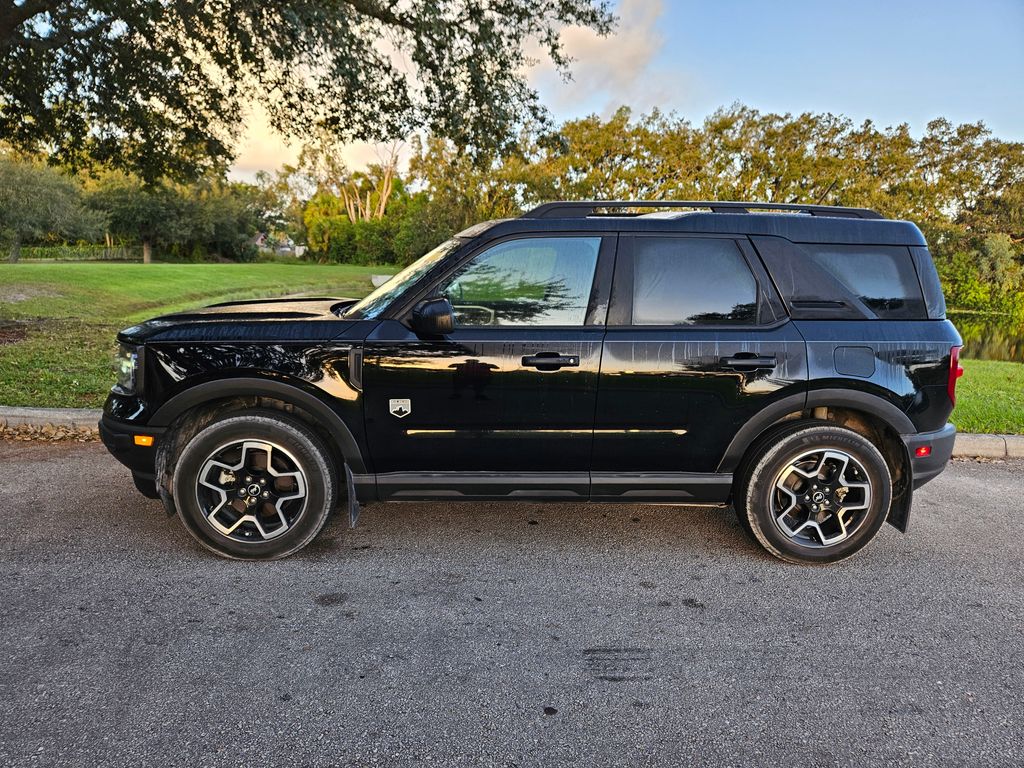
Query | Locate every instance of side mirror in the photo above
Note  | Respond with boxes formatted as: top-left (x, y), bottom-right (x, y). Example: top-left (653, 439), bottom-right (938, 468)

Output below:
top-left (410, 296), bottom-right (454, 336)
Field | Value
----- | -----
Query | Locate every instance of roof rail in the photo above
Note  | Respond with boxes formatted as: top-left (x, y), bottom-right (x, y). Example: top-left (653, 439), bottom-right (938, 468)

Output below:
top-left (523, 200), bottom-right (885, 220)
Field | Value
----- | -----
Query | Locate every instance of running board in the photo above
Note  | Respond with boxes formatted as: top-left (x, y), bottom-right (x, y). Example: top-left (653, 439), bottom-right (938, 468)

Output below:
top-left (365, 471), bottom-right (733, 504)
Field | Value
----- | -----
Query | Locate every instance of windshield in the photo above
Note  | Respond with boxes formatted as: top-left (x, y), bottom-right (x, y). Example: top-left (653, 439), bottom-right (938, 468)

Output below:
top-left (343, 238), bottom-right (464, 319)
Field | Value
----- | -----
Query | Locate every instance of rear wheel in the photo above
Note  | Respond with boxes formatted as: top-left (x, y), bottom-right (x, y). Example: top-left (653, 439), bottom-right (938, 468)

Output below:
top-left (736, 423), bottom-right (892, 564)
top-left (171, 410), bottom-right (336, 560)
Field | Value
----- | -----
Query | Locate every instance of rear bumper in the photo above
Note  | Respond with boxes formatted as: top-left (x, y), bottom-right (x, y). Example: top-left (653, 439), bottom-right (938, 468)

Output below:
top-left (903, 423), bottom-right (956, 489)
top-left (98, 415), bottom-right (165, 479)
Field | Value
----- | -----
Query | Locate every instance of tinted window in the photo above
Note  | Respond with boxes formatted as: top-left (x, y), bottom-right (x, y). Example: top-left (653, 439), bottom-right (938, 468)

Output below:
top-left (631, 238), bottom-right (758, 325)
top-left (440, 237), bottom-right (600, 327)
top-left (801, 245), bottom-right (925, 319)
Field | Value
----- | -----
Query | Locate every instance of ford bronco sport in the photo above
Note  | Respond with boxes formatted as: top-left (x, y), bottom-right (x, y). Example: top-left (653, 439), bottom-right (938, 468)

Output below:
top-left (100, 201), bottom-right (962, 564)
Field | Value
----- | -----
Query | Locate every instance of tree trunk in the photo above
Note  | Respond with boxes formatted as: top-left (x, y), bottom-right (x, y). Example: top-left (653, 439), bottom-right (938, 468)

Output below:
top-left (142, 240), bottom-right (152, 264)
top-left (8, 238), bottom-right (20, 263)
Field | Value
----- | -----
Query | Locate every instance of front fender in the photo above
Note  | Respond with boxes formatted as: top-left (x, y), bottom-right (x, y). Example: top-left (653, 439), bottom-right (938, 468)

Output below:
top-left (150, 375), bottom-right (367, 474)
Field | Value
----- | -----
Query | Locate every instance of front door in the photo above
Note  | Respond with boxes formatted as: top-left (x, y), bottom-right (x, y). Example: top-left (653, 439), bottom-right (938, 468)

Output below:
top-left (362, 234), bottom-right (614, 499)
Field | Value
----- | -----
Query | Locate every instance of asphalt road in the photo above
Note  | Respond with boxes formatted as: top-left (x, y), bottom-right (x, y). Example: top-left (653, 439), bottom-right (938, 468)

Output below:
top-left (1, 441), bottom-right (1022, 767)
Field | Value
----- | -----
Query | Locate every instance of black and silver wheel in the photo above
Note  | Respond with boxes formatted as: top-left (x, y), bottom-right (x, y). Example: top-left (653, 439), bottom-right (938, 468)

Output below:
top-left (171, 410), bottom-right (337, 560)
top-left (736, 422), bottom-right (892, 564)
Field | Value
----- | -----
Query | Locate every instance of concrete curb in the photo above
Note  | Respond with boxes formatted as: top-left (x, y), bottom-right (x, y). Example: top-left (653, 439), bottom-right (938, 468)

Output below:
top-left (0, 406), bottom-right (1021, 458)
top-left (0, 407), bottom-right (103, 430)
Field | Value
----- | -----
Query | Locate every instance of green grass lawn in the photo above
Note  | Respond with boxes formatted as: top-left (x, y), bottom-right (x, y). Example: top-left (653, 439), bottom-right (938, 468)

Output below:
top-left (1, 262), bottom-right (1021, 433)
top-left (953, 358), bottom-right (1024, 435)
top-left (0, 262), bottom-right (391, 408)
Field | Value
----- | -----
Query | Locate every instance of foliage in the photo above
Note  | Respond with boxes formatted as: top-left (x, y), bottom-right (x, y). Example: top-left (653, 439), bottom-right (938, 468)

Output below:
top-left (17, 244), bottom-right (138, 261)
top-left (0, 0), bottom-right (614, 183)
top-left (299, 106), bottom-right (1024, 291)
top-left (304, 198), bottom-right (403, 266)
top-left (86, 173), bottom-right (265, 262)
top-left (0, 155), bottom-right (105, 260)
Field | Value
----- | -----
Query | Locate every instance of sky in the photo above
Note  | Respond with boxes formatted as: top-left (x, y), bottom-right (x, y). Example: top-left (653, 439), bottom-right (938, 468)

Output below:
top-left (228, 0), bottom-right (1024, 180)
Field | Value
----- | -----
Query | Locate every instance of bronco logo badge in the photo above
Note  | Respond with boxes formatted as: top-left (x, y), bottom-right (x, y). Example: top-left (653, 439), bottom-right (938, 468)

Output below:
top-left (389, 399), bottom-right (412, 418)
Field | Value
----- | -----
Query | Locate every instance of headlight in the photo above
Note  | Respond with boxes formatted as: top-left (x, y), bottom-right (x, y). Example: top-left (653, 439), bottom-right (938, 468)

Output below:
top-left (113, 343), bottom-right (140, 394)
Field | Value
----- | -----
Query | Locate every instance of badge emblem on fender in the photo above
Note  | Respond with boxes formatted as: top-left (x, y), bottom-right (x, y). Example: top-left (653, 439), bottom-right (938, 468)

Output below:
top-left (389, 398), bottom-right (412, 418)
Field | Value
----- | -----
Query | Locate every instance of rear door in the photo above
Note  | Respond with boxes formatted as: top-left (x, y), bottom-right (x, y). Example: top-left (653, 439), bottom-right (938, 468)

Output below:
top-left (362, 234), bottom-right (615, 499)
top-left (591, 234), bottom-right (807, 501)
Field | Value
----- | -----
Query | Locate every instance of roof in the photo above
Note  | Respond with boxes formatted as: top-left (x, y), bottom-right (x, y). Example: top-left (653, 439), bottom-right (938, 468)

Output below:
top-left (470, 201), bottom-right (929, 247)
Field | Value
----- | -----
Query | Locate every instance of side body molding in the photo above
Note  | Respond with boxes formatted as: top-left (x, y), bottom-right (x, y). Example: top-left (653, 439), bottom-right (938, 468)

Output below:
top-left (149, 376), bottom-right (367, 474)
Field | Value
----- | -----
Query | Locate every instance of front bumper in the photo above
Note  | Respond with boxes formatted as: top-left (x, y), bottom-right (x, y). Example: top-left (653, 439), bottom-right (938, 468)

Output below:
top-left (903, 423), bottom-right (957, 489)
top-left (98, 415), bottom-right (165, 480)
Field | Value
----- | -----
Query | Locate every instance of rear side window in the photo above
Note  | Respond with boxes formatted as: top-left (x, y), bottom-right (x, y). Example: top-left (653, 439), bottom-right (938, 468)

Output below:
top-left (631, 237), bottom-right (758, 325)
top-left (802, 245), bottom-right (926, 319)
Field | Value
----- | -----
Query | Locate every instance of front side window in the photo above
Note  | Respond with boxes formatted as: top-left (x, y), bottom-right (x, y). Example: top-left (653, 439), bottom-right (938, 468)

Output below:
top-left (631, 237), bottom-right (758, 325)
top-left (439, 237), bottom-right (601, 327)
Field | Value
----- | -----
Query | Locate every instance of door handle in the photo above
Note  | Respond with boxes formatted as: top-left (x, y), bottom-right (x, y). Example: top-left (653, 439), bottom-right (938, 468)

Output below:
top-left (522, 352), bottom-right (580, 371)
top-left (721, 354), bottom-right (777, 370)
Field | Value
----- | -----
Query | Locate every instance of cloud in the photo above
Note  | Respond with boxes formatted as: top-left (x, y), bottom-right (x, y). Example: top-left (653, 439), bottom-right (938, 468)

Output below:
top-left (228, 104), bottom-right (300, 181)
top-left (228, 104), bottom-right (406, 183)
top-left (531, 0), bottom-right (678, 117)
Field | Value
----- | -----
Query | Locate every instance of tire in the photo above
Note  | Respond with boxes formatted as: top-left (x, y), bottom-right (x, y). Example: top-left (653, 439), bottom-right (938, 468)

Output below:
top-left (171, 410), bottom-right (337, 560)
top-left (735, 422), bottom-right (892, 564)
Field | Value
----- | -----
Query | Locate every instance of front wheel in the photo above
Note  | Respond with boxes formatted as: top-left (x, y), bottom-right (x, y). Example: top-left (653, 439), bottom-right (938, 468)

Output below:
top-left (171, 410), bottom-right (337, 560)
top-left (736, 423), bottom-right (892, 564)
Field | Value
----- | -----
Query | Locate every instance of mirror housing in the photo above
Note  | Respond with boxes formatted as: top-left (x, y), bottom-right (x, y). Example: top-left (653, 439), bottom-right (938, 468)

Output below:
top-left (410, 296), bottom-right (454, 336)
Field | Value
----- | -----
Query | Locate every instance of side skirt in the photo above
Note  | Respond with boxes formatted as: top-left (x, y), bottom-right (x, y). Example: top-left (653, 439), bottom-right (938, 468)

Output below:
top-left (358, 471), bottom-right (733, 504)
top-left (591, 472), bottom-right (733, 503)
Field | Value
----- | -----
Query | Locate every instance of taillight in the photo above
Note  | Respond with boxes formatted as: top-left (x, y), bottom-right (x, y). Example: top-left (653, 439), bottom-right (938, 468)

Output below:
top-left (947, 346), bottom-right (964, 406)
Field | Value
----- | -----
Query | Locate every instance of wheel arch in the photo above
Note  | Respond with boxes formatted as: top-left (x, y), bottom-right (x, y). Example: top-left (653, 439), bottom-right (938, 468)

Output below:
top-left (720, 388), bottom-right (914, 532)
top-left (151, 376), bottom-right (366, 475)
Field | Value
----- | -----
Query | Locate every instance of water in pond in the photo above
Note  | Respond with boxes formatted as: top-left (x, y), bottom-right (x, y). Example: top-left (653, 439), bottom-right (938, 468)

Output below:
top-left (949, 313), bottom-right (1024, 363)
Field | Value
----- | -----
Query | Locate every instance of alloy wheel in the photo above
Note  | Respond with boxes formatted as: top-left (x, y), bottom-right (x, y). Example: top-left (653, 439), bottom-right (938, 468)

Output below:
top-left (194, 440), bottom-right (308, 542)
top-left (770, 448), bottom-right (872, 548)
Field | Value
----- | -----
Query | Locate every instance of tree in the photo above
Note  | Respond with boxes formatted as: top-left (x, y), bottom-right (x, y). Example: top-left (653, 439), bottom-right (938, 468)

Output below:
top-left (0, 155), bottom-right (104, 261)
top-left (187, 181), bottom-right (264, 263)
top-left (86, 173), bottom-right (266, 262)
top-left (87, 174), bottom-right (189, 263)
top-left (0, 0), bottom-right (614, 183)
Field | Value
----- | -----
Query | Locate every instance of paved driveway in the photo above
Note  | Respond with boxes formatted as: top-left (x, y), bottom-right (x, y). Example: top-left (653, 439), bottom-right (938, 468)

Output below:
top-left (1, 441), bottom-right (1021, 767)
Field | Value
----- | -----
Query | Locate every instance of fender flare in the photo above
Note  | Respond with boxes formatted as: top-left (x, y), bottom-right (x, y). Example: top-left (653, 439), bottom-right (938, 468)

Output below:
top-left (150, 377), bottom-right (367, 474)
top-left (717, 387), bottom-right (916, 474)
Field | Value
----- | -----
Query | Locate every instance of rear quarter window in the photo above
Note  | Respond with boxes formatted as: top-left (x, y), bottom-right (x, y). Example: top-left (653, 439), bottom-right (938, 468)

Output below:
top-left (802, 245), bottom-right (926, 319)
top-left (751, 237), bottom-right (928, 320)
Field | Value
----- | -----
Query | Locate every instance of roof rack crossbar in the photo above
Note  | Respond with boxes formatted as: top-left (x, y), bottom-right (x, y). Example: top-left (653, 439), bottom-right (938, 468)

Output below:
top-left (523, 200), bottom-right (884, 220)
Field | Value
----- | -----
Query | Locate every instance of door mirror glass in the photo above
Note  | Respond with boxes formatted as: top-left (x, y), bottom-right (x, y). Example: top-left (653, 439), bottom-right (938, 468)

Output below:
top-left (410, 296), bottom-right (455, 336)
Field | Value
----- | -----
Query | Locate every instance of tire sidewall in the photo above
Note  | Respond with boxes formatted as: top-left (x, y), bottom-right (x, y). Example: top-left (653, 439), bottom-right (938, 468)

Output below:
top-left (745, 426), bottom-right (892, 564)
top-left (172, 412), bottom-right (335, 560)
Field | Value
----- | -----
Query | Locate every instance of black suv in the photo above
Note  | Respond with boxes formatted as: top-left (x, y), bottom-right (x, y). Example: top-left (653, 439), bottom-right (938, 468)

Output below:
top-left (100, 201), bottom-right (962, 564)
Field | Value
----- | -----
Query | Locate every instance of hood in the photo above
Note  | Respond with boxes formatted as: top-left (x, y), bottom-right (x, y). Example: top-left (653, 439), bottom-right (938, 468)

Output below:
top-left (118, 296), bottom-right (361, 344)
